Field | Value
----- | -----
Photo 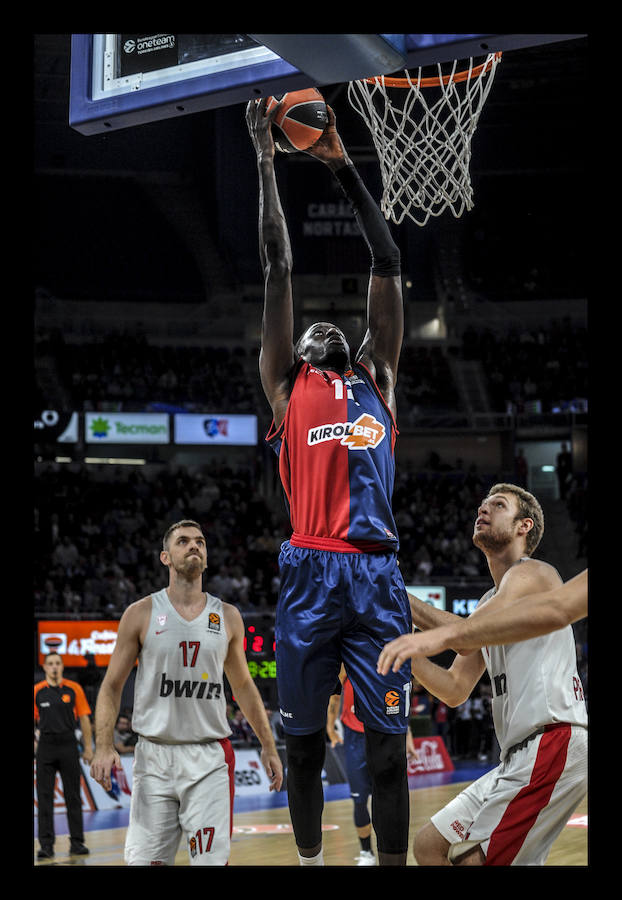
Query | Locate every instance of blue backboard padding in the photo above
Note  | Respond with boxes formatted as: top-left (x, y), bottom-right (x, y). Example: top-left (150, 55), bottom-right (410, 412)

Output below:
top-left (69, 34), bottom-right (586, 135)
top-left (69, 34), bottom-right (314, 134)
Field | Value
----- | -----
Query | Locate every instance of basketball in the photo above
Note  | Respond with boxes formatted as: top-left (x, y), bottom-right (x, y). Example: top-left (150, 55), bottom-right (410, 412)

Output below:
top-left (266, 88), bottom-right (328, 153)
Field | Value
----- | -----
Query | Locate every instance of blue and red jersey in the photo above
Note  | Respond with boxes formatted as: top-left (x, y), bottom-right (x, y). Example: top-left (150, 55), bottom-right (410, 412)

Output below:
top-left (266, 359), bottom-right (399, 552)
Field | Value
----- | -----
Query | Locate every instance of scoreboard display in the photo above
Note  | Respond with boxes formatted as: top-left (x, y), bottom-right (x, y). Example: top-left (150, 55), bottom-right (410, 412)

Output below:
top-left (37, 619), bottom-right (278, 680)
top-left (244, 624), bottom-right (276, 681)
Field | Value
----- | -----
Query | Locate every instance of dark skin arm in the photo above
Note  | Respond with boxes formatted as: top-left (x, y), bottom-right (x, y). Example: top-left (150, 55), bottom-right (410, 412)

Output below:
top-left (246, 98), bottom-right (296, 429)
top-left (356, 275), bottom-right (403, 419)
top-left (246, 99), bottom-right (404, 424)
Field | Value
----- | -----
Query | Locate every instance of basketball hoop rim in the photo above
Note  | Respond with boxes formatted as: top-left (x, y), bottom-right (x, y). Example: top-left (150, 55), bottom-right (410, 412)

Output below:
top-left (364, 51), bottom-right (502, 88)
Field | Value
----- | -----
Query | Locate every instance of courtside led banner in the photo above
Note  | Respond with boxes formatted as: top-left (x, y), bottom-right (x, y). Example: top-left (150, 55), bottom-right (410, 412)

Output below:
top-left (38, 620), bottom-right (121, 666)
top-left (34, 410), bottom-right (79, 442)
top-left (34, 748), bottom-right (275, 818)
top-left (406, 585), bottom-right (446, 611)
top-left (174, 413), bottom-right (257, 445)
top-left (85, 412), bottom-right (169, 443)
top-left (407, 737), bottom-right (455, 776)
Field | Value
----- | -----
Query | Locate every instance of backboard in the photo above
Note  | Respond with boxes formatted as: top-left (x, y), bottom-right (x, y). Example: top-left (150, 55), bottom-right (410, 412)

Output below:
top-left (69, 33), bottom-right (586, 135)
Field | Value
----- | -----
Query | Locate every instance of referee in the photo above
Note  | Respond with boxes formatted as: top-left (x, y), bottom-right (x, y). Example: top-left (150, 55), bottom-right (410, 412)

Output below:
top-left (34, 652), bottom-right (94, 859)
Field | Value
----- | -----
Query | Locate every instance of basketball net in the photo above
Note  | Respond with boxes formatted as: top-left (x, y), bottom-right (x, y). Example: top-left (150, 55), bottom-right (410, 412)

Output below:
top-left (347, 53), bottom-right (502, 226)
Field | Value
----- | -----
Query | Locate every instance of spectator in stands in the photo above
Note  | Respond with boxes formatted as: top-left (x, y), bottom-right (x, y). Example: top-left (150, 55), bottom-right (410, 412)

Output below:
top-left (454, 699), bottom-right (473, 759)
top-left (113, 712), bottom-right (138, 755)
top-left (431, 697), bottom-right (449, 746)
top-left (264, 704), bottom-right (286, 743)
top-left (556, 442), bottom-right (572, 501)
top-left (231, 565), bottom-right (251, 606)
top-left (229, 707), bottom-right (254, 744)
top-left (53, 536), bottom-right (80, 572)
top-left (207, 564), bottom-right (236, 603)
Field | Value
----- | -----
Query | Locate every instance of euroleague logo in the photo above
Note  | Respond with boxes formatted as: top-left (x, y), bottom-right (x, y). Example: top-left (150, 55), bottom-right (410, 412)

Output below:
top-left (384, 690), bottom-right (400, 716)
top-left (307, 413), bottom-right (386, 450)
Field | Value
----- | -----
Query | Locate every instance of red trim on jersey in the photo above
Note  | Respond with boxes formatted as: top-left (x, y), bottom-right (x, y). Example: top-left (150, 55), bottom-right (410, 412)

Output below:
top-left (290, 533), bottom-right (389, 553)
top-left (484, 723), bottom-right (571, 866)
top-left (219, 737), bottom-right (236, 866)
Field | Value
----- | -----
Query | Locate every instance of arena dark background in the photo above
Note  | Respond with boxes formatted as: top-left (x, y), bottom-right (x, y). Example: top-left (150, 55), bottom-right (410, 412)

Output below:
top-left (34, 35), bottom-right (587, 301)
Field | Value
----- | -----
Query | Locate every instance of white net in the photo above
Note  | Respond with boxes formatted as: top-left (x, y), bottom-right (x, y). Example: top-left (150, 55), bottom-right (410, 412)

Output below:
top-left (347, 53), bottom-right (502, 227)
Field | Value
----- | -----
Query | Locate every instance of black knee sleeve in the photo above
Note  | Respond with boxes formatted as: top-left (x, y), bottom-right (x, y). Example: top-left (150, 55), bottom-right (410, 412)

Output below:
top-left (365, 728), bottom-right (409, 855)
top-left (353, 798), bottom-right (371, 829)
top-left (285, 729), bottom-right (327, 849)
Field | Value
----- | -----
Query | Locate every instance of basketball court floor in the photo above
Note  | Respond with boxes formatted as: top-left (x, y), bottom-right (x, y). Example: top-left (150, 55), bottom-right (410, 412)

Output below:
top-left (34, 761), bottom-right (588, 867)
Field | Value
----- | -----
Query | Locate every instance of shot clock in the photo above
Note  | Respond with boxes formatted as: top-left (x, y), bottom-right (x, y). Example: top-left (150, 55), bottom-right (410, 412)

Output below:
top-left (244, 623), bottom-right (277, 680)
top-left (247, 659), bottom-right (277, 679)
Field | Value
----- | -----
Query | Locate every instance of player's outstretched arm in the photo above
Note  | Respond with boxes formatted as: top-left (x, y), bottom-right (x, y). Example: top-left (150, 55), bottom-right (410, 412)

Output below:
top-left (308, 107), bottom-right (403, 411)
top-left (384, 569), bottom-right (589, 663)
top-left (246, 98), bottom-right (296, 427)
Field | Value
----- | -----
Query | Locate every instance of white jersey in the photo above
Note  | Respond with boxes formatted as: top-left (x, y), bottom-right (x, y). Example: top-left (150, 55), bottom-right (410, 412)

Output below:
top-left (478, 580), bottom-right (588, 761)
top-left (131, 588), bottom-right (232, 743)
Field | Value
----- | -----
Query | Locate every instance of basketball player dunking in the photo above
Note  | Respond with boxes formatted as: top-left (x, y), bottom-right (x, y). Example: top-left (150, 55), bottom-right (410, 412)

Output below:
top-left (90, 520), bottom-right (283, 866)
top-left (246, 98), bottom-right (411, 866)
top-left (379, 484), bottom-right (588, 866)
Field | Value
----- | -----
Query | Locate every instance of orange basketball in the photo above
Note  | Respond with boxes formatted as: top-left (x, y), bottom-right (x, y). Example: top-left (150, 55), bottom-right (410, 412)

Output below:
top-left (266, 88), bottom-right (328, 153)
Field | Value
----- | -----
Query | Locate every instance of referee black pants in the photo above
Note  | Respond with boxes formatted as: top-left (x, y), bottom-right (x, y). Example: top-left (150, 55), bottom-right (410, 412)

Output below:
top-left (36, 735), bottom-right (84, 848)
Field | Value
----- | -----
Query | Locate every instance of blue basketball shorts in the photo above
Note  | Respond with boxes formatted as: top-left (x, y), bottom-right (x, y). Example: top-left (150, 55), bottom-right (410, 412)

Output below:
top-left (275, 542), bottom-right (412, 735)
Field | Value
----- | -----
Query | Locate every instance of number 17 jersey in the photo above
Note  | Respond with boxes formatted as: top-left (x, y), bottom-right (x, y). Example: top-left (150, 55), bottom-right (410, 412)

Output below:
top-left (131, 589), bottom-right (232, 744)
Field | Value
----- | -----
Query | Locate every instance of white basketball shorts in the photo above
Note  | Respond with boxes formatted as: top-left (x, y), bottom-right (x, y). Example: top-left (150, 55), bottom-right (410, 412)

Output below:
top-left (431, 723), bottom-right (587, 866)
top-left (125, 737), bottom-right (235, 866)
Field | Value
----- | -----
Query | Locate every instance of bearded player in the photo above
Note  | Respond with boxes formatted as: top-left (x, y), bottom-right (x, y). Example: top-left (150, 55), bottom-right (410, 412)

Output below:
top-left (379, 484), bottom-right (587, 866)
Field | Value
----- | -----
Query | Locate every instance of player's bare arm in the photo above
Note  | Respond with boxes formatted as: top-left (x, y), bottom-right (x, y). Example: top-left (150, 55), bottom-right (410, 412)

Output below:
top-left (79, 713), bottom-right (94, 764)
top-left (377, 592), bottom-right (479, 675)
top-left (407, 590), bottom-right (467, 632)
top-left (379, 559), bottom-right (563, 677)
top-left (222, 603), bottom-right (284, 792)
top-left (381, 600), bottom-right (488, 697)
top-left (326, 663), bottom-right (347, 747)
top-left (246, 98), bottom-right (296, 427)
top-left (90, 597), bottom-right (148, 790)
top-left (326, 693), bottom-right (343, 748)
top-left (397, 569), bottom-right (588, 658)
top-left (408, 641), bottom-right (486, 709)
top-left (355, 274), bottom-right (404, 417)
top-left (402, 576), bottom-right (514, 701)
top-left (470, 557), bottom-right (562, 621)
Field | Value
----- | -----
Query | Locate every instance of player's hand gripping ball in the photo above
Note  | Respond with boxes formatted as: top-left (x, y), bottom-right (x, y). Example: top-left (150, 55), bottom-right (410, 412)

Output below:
top-left (266, 88), bottom-right (328, 153)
